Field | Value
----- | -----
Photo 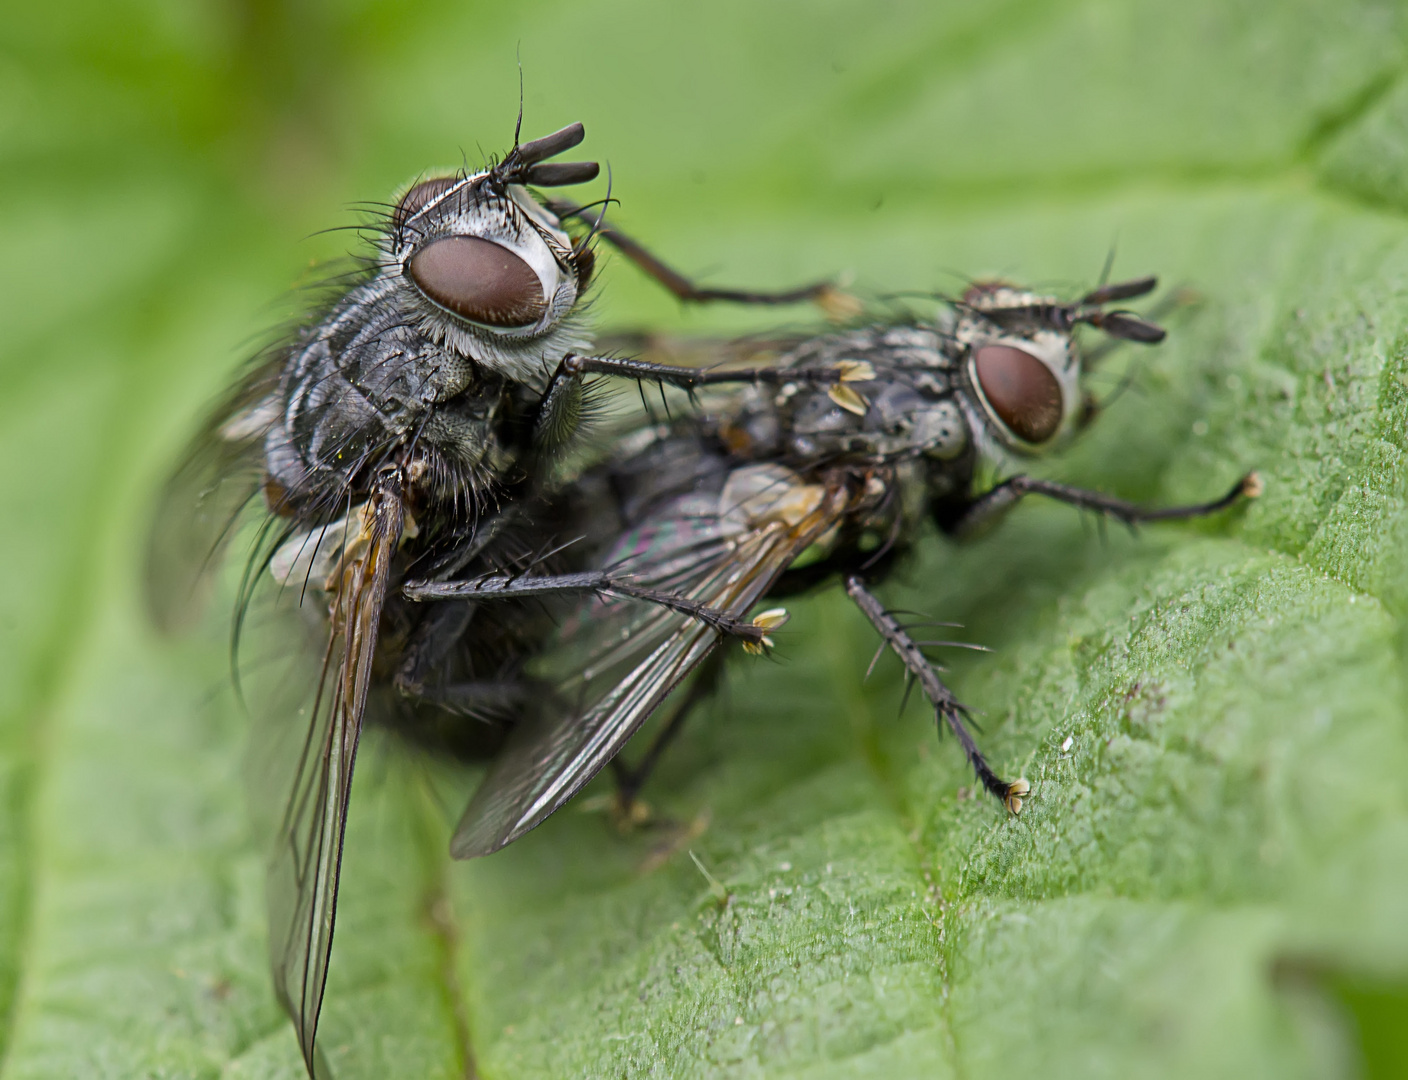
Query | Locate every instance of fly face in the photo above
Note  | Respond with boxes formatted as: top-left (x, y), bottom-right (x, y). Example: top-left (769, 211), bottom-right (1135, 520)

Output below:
top-left (390, 151), bottom-right (597, 382)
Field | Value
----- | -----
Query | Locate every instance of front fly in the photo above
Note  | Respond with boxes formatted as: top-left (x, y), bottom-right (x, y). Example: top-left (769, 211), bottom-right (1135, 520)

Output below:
top-left (146, 118), bottom-right (845, 1079)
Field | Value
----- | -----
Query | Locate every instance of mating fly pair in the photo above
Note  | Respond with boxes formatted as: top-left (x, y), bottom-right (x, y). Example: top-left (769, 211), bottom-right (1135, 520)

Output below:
top-left (147, 120), bottom-right (857, 1078)
top-left (147, 116), bottom-right (1256, 1077)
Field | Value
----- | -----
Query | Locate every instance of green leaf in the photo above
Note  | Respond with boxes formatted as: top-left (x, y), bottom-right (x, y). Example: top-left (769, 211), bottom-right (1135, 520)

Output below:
top-left (5, 0), bottom-right (1408, 1076)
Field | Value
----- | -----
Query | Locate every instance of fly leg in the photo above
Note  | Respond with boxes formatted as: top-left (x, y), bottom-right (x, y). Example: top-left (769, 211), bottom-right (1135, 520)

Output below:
top-left (546, 198), bottom-right (853, 314)
top-left (943, 472), bottom-right (1260, 541)
top-left (402, 570), bottom-right (769, 646)
top-left (533, 352), bottom-right (868, 448)
top-left (556, 352), bottom-right (872, 392)
top-left (609, 652), bottom-right (725, 824)
top-left (844, 576), bottom-right (1026, 811)
top-left (391, 601), bottom-right (530, 714)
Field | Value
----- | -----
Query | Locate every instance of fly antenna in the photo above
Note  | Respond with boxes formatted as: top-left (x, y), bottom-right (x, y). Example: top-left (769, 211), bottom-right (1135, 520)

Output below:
top-left (583, 163), bottom-right (614, 250)
top-left (513, 47), bottom-right (525, 152)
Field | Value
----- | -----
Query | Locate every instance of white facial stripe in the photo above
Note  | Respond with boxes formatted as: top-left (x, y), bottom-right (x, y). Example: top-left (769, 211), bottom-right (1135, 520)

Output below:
top-left (509, 185), bottom-right (570, 248)
top-left (500, 220), bottom-right (563, 312)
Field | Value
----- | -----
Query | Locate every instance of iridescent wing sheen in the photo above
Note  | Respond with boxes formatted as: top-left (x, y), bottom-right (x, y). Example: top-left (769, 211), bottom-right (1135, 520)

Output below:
top-left (266, 477), bottom-right (404, 1079)
top-left (450, 464), bottom-right (861, 858)
top-left (144, 355), bottom-right (284, 632)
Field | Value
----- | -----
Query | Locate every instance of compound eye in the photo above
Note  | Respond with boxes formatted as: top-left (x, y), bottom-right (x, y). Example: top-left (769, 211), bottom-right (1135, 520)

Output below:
top-left (393, 177), bottom-right (459, 232)
top-left (973, 344), bottom-right (1063, 443)
top-left (407, 236), bottom-right (548, 328)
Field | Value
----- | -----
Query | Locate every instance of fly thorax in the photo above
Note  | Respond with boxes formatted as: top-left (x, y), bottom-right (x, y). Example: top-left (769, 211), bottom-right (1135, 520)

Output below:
top-left (913, 399), bottom-right (969, 460)
top-left (284, 285), bottom-right (471, 448)
top-left (879, 325), bottom-right (946, 352)
top-left (787, 385), bottom-right (857, 447)
top-left (282, 344), bottom-right (383, 476)
top-left (864, 382), bottom-right (970, 459)
top-left (337, 289), bottom-right (480, 405)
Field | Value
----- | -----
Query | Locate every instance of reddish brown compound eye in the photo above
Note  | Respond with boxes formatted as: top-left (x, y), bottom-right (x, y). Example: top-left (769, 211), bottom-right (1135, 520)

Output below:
top-left (973, 344), bottom-right (1063, 443)
top-left (392, 177), bottom-right (459, 232)
top-left (407, 236), bottom-right (548, 328)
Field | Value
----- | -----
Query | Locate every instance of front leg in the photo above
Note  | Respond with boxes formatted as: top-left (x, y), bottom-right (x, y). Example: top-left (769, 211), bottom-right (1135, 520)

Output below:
top-left (546, 197), bottom-right (857, 317)
top-left (944, 471), bottom-right (1260, 541)
top-left (844, 576), bottom-right (1026, 811)
top-left (558, 352), bottom-right (874, 393)
top-left (402, 569), bottom-right (778, 646)
top-left (532, 353), bottom-right (873, 446)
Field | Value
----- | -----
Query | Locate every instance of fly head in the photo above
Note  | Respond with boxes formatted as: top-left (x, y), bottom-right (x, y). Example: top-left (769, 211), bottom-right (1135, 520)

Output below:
top-left (954, 276), bottom-right (1167, 458)
top-left (241, 123), bottom-right (604, 536)
top-left (388, 122), bottom-right (601, 384)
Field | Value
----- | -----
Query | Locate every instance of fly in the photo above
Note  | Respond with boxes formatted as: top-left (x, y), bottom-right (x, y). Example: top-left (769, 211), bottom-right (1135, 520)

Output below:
top-left (145, 117), bottom-right (852, 1079)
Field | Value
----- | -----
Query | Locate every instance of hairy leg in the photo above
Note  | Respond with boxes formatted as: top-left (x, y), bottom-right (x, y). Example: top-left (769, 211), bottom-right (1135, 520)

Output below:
top-left (945, 472), bottom-right (1260, 541)
top-left (403, 569), bottom-right (770, 644)
top-left (845, 575), bottom-right (1025, 811)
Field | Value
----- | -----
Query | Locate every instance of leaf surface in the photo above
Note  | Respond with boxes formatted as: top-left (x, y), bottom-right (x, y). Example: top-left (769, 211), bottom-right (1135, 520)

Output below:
top-left (3, 1), bottom-right (1408, 1077)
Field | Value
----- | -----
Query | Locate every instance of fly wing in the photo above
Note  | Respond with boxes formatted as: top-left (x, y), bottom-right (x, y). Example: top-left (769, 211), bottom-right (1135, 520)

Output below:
top-left (145, 355), bottom-right (285, 632)
top-left (266, 475), bottom-right (404, 1078)
top-left (450, 463), bottom-right (859, 858)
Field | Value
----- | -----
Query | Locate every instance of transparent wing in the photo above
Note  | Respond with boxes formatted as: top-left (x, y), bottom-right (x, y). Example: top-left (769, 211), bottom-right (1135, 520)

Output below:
top-left (144, 355), bottom-right (284, 632)
top-left (266, 476), bottom-right (404, 1078)
top-left (451, 464), bottom-right (860, 858)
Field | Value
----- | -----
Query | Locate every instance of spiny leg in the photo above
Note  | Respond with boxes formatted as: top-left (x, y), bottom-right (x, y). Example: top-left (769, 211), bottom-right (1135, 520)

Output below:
top-left (551, 351), bottom-right (873, 395)
top-left (610, 651), bottom-right (726, 823)
top-left (946, 471), bottom-right (1260, 541)
top-left (546, 197), bottom-right (852, 313)
top-left (403, 569), bottom-right (769, 645)
top-left (844, 575), bottom-right (1025, 810)
top-left (533, 352), bottom-right (870, 447)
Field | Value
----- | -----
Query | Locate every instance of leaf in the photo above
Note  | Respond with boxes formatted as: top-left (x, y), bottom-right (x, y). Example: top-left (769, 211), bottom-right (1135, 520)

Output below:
top-left (4, 0), bottom-right (1408, 1077)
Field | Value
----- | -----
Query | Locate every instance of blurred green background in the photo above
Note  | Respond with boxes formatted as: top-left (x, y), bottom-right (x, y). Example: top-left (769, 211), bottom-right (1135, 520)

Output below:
top-left (6, 0), bottom-right (1408, 1076)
